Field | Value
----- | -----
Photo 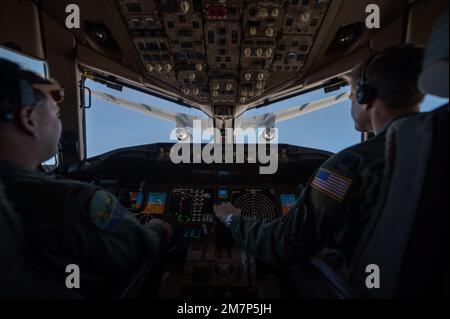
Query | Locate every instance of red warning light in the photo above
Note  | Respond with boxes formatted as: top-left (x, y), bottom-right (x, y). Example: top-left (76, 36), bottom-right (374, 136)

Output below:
top-left (207, 5), bottom-right (228, 19)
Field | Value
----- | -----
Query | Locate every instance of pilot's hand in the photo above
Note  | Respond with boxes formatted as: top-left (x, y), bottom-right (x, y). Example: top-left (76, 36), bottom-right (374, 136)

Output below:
top-left (148, 218), bottom-right (173, 243)
top-left (213, 202), bottom-right (241, 223)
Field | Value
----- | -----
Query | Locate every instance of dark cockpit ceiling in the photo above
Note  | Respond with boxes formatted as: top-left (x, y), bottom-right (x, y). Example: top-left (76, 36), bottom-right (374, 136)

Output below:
top-left (39, 0), bottom-right (412, 121)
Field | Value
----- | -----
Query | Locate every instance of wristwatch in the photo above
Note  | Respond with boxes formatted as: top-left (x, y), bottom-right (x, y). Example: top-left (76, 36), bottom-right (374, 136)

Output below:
top-left (224, 213), bottom-right (237, 228)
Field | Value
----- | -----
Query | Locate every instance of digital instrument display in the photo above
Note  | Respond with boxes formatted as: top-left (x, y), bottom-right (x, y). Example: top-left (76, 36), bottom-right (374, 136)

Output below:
top-left (132, 192), bottom-right (167, 224)
top-left (231, 189), bottom-right (279, 220)
top-left (169, 188), bottom-right (214, 224)
top-left (218, 188), bottom-right (229, 200)
top-left (280, 194), bottom-right (296, 215)
top-left (145, 193), bottom-right (167, 215)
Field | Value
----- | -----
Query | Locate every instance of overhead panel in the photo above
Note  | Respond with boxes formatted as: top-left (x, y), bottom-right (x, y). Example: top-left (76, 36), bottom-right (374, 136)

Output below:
top-left (116, 0), bottom-right (331, 110)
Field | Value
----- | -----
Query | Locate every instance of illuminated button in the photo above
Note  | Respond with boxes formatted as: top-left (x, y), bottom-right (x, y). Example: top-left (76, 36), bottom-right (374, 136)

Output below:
top-left (146, 64), bottom-right (154, 72)
top-left (271, 8), bottom-right (280, 18)
top-left (131, 18), bottom-right (140, 27)
top-left (256, 89), bottom-right (262, 96)
top-left (256, 82), bottom-right (264, 90)
top-left (193, 88), bottom-right (199, 96)
top-left (244, 48), bottom-right (252, 57)
top-left (145, 17), bottom-right (155, 26)
top-left (265, 48), bottom-right (273, 57)
top-left (165, 64), bottom-right (172, 72)
top-left (226, 84), bottom-right (233, 91)
top-left (244, 73), bottom-right (252, 81)
top-left (241, 89), bottom-right (248, 97)
top-left (258, 7), bottom-right (269, 18)
top-left (212, 83), bottom-right (220, 90)
top-left (300, 10), bottom-right (312, 23)
top-left (189, 73), bottom-right (196, 80)
top-left (195, 63), bottom-right (204, 72)
top-left (155, 64), bottom-right (163, 72)
top-left (212, 90), bottom-right (219, 97)
top-left (257, 73), bottom-right (265, 81)
top-left (180, 1), bottom-right (190, 14)
top-left (248, 90), bottom-right (255, 97)
top-left (256, 48), bottom-right (263, 57)
top-left (240, 97), bottom-right (246, 103)
top-left (249, 27), bottom-right (257, 36)
top-left (265, 27), bottom-right (275, 37)
top-left (183, 88), bottom-right (190, 95)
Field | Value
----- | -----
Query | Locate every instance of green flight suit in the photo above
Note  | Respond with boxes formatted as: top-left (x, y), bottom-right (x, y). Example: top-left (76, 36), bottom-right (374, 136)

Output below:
top-left (229, 124), bottom-right (392, 270)
top-left (0, 161), bottom-right (166, 298)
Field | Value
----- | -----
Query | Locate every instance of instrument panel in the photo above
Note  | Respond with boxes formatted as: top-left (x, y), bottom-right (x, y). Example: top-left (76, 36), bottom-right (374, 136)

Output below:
top-left (115, 0), bottom-right (331, 110)
top-left (129, 186), bottom-right (296, 226)
top-left (124, 185), bottom-right (297, 298)
top-left (68, 142), bottom-right (330, 297)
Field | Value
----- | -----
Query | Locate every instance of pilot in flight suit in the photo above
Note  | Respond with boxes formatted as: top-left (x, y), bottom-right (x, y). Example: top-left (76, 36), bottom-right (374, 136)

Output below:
top-left (214, 45), bottom-right (426, 273)
top-left (0, 58), bottom-right (171, 298)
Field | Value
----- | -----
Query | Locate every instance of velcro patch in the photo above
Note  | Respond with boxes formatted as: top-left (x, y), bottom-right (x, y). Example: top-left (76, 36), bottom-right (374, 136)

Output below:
top-left (311, 169), bottom-right (352, 202)
top-left (89, 191), bottom-right (126, 232)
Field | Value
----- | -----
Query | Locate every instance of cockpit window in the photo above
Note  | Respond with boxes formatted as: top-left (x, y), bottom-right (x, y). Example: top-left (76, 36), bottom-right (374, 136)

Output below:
top-left (239, 86), bottom-right (360, 153)
top-left (84, 75), bottom-right (448, 159)
top-left (85, 79), bottom-right (209, 158)
top-left (238, 86), bottom-right (449, 153)
top-left (0, 46), bottom-right (47, 78)
top-left (420, 95), bottom-right (449, 112)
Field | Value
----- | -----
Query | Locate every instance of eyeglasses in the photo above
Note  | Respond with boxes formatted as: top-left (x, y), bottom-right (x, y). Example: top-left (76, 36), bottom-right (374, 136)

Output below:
top-left (33, 83), bottom-right (65, 104)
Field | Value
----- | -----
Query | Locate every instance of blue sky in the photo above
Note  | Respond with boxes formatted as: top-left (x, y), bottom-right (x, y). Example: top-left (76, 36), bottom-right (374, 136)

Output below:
top-left (1, 45), bottom-right (448, 159)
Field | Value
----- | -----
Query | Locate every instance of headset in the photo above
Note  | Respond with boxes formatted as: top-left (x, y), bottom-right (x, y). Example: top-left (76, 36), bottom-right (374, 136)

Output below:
top-left (355, 51), bottom-right (381, 105)
top-left (18, 79), bottom-right (37, 107)
top-left (356, 45), bottom-right (417, 105)
top-left (0, 64), bottom-right (63, 122)
top-left (0, 65), bottom-right (40, 122)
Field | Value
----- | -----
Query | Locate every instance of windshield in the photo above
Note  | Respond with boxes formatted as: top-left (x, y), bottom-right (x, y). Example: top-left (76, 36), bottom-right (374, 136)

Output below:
top-left (0, 46), bottom-right (47, 78)
top-left (85, 78), bottom-right (449, 158)
top-left (85, 79), bottom-right (209, 158)
top-left (239, 86), bottom-right (359, 153)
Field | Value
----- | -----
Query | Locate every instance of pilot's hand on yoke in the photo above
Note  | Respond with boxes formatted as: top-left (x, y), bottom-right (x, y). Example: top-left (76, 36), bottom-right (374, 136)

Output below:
top-left (213, 202), bottom-right (241, 223)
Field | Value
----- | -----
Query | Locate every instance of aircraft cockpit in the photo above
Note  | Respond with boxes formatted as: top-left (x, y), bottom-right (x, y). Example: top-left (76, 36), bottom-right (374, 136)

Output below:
top-left (0, 0), bottom-right (448, 303)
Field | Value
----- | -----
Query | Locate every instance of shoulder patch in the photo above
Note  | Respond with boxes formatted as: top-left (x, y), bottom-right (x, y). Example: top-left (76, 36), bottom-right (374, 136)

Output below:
top-left (311, 168), bottom-right (352, 202)
top-left (89, 191), bottom-right (126, 232)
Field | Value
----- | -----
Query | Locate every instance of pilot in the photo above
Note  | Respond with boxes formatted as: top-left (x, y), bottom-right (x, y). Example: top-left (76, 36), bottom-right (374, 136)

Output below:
top-left (0, 58), bottom-right (172, 298)
top-left (214, 44), bottom-right (425, 271)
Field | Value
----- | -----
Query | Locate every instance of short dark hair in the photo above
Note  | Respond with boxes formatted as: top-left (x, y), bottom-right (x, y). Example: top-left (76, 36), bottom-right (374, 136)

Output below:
top-left (0, 58), bottom-right (50, 118)
top-left (350, 44), bottom-right (425, 109)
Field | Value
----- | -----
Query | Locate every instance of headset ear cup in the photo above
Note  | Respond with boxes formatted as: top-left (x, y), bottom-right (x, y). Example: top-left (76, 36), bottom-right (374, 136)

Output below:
top-left (18, 79), bottom-right (35, 107)
top-left (356, 84), bottom-right (376, 104)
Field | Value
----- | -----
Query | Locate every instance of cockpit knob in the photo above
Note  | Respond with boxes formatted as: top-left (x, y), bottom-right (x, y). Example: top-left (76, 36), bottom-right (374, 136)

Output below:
top-left (180, 1), bottom-right (190, 14)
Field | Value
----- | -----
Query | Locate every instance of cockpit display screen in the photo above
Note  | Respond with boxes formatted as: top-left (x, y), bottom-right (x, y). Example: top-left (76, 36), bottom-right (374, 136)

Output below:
top-left (280, 194), bottom-right (296, 215)
top-left (131, 192), bottom-right (167, 215)
top-left (218, 188), bottom-right (228, 200)
top-left (145, 193), bottom-right (167, 215)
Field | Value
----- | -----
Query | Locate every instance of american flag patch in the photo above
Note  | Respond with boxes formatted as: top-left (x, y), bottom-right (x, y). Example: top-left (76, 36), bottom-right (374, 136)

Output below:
top-left (311, 169), bottom-right (352, 201)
